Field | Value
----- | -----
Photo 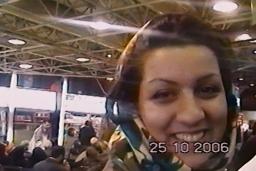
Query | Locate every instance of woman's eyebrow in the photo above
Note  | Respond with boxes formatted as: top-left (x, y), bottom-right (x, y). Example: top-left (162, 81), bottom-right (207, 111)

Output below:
top-left (147, 73), bottom-right (220, 85)
top-left (148, 78), bottom-right (178, 85)
top-left (196, 73), bottom-right (220, 83)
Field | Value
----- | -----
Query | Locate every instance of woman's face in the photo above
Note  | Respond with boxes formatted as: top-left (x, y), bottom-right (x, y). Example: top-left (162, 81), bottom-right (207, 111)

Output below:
top-left (138, 45), bottom-right (227, 169)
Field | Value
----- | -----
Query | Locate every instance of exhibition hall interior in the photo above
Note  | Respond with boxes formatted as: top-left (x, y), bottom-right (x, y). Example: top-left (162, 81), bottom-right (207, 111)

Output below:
top-left (0, 0), bottom-right (256, 171)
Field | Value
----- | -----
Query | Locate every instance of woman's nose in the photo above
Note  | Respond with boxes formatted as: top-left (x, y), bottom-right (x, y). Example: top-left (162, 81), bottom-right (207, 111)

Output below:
top-left (175, 91), bottom-right (205, 126)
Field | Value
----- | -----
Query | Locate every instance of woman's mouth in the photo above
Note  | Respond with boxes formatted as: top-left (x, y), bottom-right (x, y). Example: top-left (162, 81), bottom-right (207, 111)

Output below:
top-left (174, 131), bottom-right (205, 142)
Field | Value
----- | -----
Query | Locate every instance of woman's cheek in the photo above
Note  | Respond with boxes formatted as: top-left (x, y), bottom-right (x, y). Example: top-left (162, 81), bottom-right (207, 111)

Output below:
top-left (205, 96), bottom-right (227, 122)
top-left (139, 102), bottom-right (172, 138)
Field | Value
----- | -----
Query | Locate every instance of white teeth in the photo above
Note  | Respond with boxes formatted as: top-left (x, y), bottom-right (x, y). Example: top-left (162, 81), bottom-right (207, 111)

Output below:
top-left (175, 131), bottom-right (204, 142)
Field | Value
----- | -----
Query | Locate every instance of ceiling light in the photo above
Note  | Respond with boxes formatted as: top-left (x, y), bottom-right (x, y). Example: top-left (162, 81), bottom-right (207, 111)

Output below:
top-left (235, 34), bottom-right (252, 41)
top-left (19, 64), bottom-right (32, 69)
top-left (213, 1), bottom-right (238, 13)
top-left (238, 77), bottom-right (244, 81)
top-left (8, 38), bottom-right (26, 45)
top-left (250, 83), bottom-right (255, 87)
top-left (76, 57), bottom-right (90, 62)
top-left (253, 50), bottom-right (256, 54)
top-left (106, 77), bottom-right (113, 81)
top-left (107, 54), bottom-right (112, 58)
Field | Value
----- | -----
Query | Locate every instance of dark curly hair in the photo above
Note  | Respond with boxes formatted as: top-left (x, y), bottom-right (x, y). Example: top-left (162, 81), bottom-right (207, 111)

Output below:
top-left (109, 13), bottom-right (237, 134)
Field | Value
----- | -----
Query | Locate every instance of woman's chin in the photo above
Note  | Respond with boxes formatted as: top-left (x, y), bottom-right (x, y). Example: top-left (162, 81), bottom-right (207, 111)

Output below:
top-left (177, 152), bottom-right (212, 169)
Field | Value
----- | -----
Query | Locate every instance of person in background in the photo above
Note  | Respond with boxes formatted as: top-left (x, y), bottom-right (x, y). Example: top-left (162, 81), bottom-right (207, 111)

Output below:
top-left (81, 146), bottom-right (107, 171)
top-left (27, 147), bottom-right (47, 168)
top-left (79, 120), bottom-right (96, 146)
top-left (64, 123), bottom-right (71, 145)
top-left (8, 144), bottom-right (28, 167)
top-left (28, 120), bottom-right (52, 152)
top-left (4, 141), bottom-right (15, 155)
top-left (33, 146), bottom-right (70, 171)
top-left (67, 140), bottom-right (85, 169)
top-left (90, 137), bottom-right (109, 154)
top-left (243, 121), bottom-right (254, 142)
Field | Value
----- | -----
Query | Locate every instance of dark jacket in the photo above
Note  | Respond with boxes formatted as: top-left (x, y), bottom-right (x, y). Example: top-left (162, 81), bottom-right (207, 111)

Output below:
top-left (28, 147), bottom-right (47, 167)
top-left (33, 158), bottom-right (69, 171)
top-left (79, 126), bottom-right (96, 146)
top-left (8, 146), bottom-right (28, 167)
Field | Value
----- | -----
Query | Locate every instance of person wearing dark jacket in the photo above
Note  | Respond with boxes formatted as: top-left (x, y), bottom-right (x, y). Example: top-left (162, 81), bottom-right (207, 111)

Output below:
top-left (79, 120), bottom-right (96, 146)
top-left (27, 147), bottom-right (47, 168)
top-left (33, 146), bottom-right (70, 171)
top-left (8, 145), bottom-right (28, 167)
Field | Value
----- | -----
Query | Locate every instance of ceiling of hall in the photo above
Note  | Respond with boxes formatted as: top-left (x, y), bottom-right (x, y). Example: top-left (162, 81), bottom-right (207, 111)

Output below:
top-left (0, 0), bottom-right (255, 85)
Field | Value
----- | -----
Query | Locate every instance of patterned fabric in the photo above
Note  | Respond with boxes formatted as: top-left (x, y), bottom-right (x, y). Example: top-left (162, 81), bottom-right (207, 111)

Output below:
top-left (106, 117), bottom-right (237, 171)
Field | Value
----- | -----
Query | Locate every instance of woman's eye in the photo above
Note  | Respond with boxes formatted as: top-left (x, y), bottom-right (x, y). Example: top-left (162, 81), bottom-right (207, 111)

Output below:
top-left (196, 85), bottom-right (221, 98)
top-left (151, 90), bottom-right (176, 103)
top-left (152, 91), bottom-right (170, 99)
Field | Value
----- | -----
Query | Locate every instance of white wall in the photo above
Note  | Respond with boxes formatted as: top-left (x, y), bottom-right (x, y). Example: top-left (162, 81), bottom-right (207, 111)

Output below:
top-left (0, 87), bottom-right (9, 107)
top-left (0, 87), bottom-right (56, 111)
top-left (65, 94), bottom-right (106, 114)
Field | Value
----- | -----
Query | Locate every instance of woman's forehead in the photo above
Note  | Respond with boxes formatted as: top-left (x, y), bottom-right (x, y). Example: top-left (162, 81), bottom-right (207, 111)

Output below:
top-left (144, 45), bottom-right (217, 64)
top-left (141, 45), bottom-right (221, 83)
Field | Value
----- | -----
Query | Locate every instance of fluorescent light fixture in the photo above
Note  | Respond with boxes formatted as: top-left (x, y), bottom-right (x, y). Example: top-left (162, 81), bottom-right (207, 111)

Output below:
top-left (106, 77), bottom-right (113, 81)
top-left (19, 64), bottom-right (32, 69)
top-left (213, 1), bottom-right (238, 13)
top-left (250, 83), bottom-right (255, 87)
top-left (76, 57), bottom-right (90, 62)
top-left (250, 40), bottom-right (256, 43)
top-left (90, 21), bottom-right (112, 30)
top-left (235, 34), bottom-right (252, 41)
top-left (53, 17), bottom-right (139, 33)
top-left (107, 54), bottom-right (112, 58)
top-left (238, 77), bottom-right (244, 81)
top-left (8, 38), bottom-right (26, 45)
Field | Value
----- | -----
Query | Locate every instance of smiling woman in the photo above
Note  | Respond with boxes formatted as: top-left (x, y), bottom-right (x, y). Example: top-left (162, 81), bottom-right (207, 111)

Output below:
top-left (103, 13), bottom-right (241, 171)
top-left (139, 45), bottom-right (228, 168)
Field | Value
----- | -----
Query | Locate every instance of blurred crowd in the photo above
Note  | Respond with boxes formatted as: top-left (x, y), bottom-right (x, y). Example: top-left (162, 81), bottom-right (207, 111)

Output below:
top-left (0, 119), bottom-right (113, 171)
